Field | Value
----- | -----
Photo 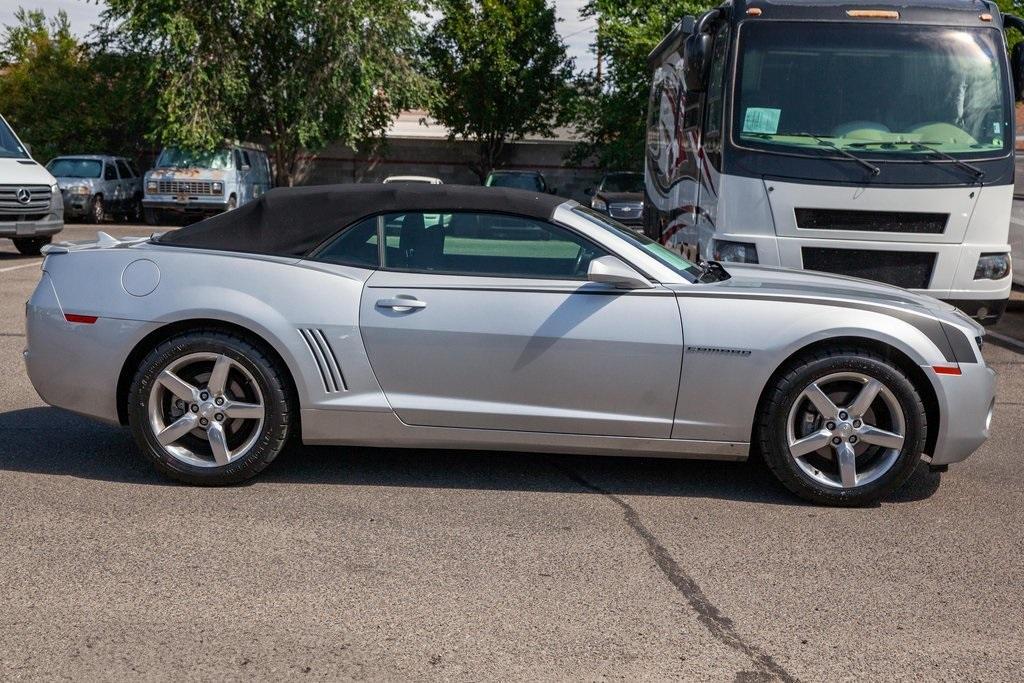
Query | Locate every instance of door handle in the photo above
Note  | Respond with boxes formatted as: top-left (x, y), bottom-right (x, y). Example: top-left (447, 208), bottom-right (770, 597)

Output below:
top-left (376, 297), bottom-right (427, 312)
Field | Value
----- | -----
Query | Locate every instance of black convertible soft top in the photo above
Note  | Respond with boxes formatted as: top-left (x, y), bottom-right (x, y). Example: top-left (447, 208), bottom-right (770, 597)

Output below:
top-left (156, 184), bottom-right (569, 257)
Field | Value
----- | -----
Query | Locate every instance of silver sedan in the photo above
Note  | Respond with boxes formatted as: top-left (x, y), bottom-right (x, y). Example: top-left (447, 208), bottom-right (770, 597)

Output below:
top-left (24, 185), bottom-right (995, 505)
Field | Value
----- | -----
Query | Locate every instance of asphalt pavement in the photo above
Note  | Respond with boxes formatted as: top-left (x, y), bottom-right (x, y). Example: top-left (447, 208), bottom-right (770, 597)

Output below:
top-left (0, 223), bottom-right (1021, 681)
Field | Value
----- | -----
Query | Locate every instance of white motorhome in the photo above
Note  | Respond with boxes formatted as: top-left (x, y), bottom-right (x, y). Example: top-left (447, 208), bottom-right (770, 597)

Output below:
top-left (0, 114), bottom-right (63, 255)
top-left (645, 0), bottom-right (1020, 323)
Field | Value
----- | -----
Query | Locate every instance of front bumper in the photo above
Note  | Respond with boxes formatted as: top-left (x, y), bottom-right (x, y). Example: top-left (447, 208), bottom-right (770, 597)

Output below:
top-left (0, 213), bottom-right (64, 238)
top-left (928, 362), bottom-right (997, 466)
top-left (143, 196), bottom-right (229, 213)
top-left (944, 298), bottom-right (1008, 326)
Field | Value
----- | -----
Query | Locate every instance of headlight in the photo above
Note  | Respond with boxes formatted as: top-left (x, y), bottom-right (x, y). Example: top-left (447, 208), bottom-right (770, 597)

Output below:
top-left (68, 185), bottom-right (90, 196)
top-left (146, 180), bottom-right (157, 193)
top-left (592, 198), bottom-right (607, 212)
top-left (712, 239), bottom-right (759, 264)
top-left (974, 253), bottom-right (1010, 280)
top-left (212, 181), bottom-right (224, 194)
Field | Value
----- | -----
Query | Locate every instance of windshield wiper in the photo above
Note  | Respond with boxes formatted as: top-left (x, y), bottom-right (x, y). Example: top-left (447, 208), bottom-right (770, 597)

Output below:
top-left (846, 140), bottom-right (984, 179)
top-left (796, 133), bottom-right (880, 176)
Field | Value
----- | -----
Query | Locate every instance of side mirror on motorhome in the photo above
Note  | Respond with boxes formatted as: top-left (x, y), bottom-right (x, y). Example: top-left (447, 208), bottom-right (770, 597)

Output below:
top-left (682, 32), bottom-right (712, 92)
top-left (1012, 42), bottom-right (1024, 101)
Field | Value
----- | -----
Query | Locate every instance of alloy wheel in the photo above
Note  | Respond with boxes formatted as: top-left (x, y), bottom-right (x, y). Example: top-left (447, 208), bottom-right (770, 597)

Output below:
top-left (785, 371), bottom-right (906, 489)
top-left (147, 352), bottom-right (265, 468)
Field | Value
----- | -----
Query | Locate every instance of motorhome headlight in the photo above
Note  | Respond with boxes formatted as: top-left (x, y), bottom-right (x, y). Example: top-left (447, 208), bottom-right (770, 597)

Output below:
top-left (146, 180), bottom-right (157, 193)
top-left (712, 239), bottom-right (759, 264)
top-left (212, 181), bottom-right (224, 194)
top-left (592, 198), bottom-right (607, 212)
top-left (974, 253), bottom-right (1010, 280)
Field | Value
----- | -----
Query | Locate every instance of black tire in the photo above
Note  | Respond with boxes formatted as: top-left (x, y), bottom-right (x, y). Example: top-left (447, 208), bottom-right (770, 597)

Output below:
top-left (757, 347), bottom-right (927, 506)
top-left (88, 195), bottom-right (105, 224)
top-left (143, 207), bottom-right (161, 226)
top-left (127, 330), bottom-right (293, 485)
top-left (12, 236), bottom-right (51, 255)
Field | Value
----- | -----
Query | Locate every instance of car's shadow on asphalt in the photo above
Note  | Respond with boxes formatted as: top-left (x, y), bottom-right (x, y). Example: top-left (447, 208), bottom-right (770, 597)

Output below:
top-left (0, 407), bottom-right (942, 506)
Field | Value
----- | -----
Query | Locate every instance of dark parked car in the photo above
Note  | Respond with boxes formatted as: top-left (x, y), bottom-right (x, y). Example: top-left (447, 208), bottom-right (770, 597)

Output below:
top-left (47, 155), bottom-right (143, 224)
top-left (485, 170), bottom-right (554, 194)
top-left (586, 172), bottom-right (644, 227)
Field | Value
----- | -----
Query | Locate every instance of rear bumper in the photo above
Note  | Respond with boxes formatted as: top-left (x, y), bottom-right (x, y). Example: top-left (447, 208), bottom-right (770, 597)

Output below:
top-left (25, 272), bottom-right (156, 424)
top-left (929, 362), bottom-right (997, 466)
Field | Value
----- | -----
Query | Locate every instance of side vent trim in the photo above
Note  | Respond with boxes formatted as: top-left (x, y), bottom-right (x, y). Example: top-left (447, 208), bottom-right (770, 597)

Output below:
top-left (299, 328), bottom-right (347, 393)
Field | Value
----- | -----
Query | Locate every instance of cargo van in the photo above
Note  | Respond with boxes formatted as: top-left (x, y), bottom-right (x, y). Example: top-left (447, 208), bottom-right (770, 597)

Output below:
top-left (143, 144), bottom-right (272, 224)
top-left (0, 114), bottom-right (63, 254)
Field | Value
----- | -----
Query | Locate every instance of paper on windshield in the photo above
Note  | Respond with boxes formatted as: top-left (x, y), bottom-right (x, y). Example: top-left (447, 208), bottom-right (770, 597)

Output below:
top-left (743, 107), bottom-right (781, 134)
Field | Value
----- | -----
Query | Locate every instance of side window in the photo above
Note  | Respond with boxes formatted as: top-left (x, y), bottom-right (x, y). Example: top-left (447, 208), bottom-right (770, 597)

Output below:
top-left (240, 150), bottom-right (251, 169)
top-left (381, 212), bottom-right (607, 279)
top-left (702, 23), bottom-right (731, 169)
top-left (104, 163), bottom-right (117, 180)
top-left (314, 217), bottom-right (379, 269)
top-left (115, 159), bottom-right (132, 178)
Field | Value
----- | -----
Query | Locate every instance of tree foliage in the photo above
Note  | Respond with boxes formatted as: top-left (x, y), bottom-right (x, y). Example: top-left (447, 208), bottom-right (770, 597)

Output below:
top-left (0, 9), bottom-right (156, 163)
top-left (422, 0), bottom-right (574, 181)
top-left (570, 0), bottom-right (714, 172)
top-left (102, 0), bottom-right (429, 186)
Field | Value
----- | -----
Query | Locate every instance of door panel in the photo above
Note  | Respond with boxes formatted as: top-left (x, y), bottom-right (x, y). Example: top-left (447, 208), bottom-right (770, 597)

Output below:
top-left (359, 271), bottom-right (683, 438)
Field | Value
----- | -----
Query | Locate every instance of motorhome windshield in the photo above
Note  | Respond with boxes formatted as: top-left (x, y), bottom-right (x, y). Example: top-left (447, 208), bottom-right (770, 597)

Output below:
top-left (156, 147), bottom-right (233, 170)
top-left (733, 23), bottom-right (1010, 159)
top-left (0, 118), bottom-right (29, 159)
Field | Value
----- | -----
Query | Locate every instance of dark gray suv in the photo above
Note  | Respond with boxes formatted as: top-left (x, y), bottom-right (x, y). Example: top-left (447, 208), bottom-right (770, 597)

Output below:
top-left (47, 155), bottom-right (143, 224)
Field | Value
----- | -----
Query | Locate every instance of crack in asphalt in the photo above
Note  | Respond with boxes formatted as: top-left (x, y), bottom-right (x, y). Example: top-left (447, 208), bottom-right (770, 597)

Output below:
top-left (555, 464), bottom-right (797, 683)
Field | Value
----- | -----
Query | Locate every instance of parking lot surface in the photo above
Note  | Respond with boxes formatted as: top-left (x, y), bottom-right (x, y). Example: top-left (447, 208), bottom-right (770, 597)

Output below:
top-left (1, 224), bottom-right (1022, 681)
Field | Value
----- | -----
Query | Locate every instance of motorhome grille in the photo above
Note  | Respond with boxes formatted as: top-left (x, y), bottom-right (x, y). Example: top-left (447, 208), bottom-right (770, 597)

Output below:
top-left (157, 180), bottom-right (215, 195)
top-left (795, 208), bottom-right (947, 234)
top-left (801, 248), bottom-right (935, 289)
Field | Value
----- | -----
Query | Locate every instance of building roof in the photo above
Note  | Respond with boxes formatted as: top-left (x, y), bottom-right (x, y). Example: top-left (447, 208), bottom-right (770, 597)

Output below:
top-left (386, 109), bottom-right (580, 144)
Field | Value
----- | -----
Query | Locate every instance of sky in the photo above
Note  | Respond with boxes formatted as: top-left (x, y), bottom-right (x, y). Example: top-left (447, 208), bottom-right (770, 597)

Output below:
top-left (0, 0), bottom-right (598, 71)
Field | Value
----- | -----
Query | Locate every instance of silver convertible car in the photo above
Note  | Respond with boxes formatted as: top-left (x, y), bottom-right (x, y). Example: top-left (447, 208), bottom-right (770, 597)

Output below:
top-left (25, 185), bottom-right (994, 505)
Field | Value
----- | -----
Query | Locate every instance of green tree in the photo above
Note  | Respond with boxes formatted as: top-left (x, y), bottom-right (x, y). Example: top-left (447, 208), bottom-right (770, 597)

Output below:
top-left (0, 8), bottom-right (157, 163)
top-left (102, 0), bottom-right (428, 186)
top-left (570, 0), bottom-right (713, 172)
top-left (422, 0), bottom-right (574, 181)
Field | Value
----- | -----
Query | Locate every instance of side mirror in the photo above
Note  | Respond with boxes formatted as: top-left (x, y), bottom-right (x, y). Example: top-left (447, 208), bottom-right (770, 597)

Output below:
top-left (587, 255), bottom-right (653, 289)
top-left (682, 32), bottom-right (712, 92)
top-left (1013, 42), bottom-right (1024, 102)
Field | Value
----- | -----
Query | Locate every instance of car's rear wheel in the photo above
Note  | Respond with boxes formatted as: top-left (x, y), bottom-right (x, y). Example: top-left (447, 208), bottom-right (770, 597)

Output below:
top-left (127, 331), bottom-right (292, 484)
top-left (12, 236), bottom-right (51, 255)
top-left (758, 348), bottom-right (926, 506)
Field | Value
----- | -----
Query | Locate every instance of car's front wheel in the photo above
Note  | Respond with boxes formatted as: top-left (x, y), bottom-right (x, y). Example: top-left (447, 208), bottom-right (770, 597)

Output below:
top-left (758, 347), bottom-right (926, 506)
top-left (12, 236), bottom-right (51, 255)
top-left (127, 331), bottom-right (293, 484)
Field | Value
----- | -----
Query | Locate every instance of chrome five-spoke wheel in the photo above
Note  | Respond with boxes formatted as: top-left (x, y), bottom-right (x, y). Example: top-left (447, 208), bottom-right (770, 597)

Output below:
top-left (148, 352), bottom-right (265, 468)
top-left (786, 371), bottom-right (906, 490)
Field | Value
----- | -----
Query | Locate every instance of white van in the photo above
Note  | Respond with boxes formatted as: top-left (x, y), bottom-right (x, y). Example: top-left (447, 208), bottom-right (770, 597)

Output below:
top-left (0, 114), bottom-right (64, 255)
top-left (143, 144), bottom-right (272, 224)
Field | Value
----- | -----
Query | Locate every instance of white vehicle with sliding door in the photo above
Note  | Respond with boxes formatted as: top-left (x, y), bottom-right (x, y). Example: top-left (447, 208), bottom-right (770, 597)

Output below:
top-left (0, 114), bottom-right (63, 254)
top-left (645, 0), bottom-right (1020, 324)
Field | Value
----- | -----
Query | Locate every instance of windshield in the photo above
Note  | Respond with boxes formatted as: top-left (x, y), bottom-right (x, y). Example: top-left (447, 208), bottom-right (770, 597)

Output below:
top-left (156, 147), bottom-right (233, 170)
top-left (47, 158), bottom-right (102, 178)
top-left (572, 207), bottom-right (702, 281)
top-left (486, 173), bottom-right (543, 191)
top-left (601, 173), bottom-right (643, 193)
top-left (0, 117), bottom-right (29, 159)
top-left (733, 23), bottom-right (1010, 158)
